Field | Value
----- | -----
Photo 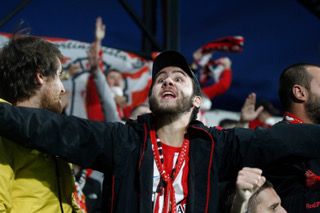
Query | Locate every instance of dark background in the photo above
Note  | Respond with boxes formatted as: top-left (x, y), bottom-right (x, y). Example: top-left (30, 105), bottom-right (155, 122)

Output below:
top-left (1, 0), bottom-right (320, 111)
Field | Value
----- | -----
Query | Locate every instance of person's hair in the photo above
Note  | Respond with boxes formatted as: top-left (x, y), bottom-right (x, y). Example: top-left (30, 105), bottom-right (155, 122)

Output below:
top-left (130, 103), bottom-right (151, 119)
top-left (104, 68), bottom-right (122, 77)
top-left (219, 118), bottom-right (239, 129)
top-left (190, 77), bottom-right (201, 121)
top-left (256, 100), bottom-right (280, 116)
top-left (278, 63), bottom-right (317, 111)
top-left (0, 36), bottom-right (63, 104)
top-left (247, 180), bottom-right (274, 212)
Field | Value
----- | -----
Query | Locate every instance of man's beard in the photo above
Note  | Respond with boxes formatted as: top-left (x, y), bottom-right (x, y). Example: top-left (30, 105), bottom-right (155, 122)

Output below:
top-left (306, 92), bottom-right (320, 124)
top-left (41, 94), bottom-right (63, 113)
top-left (149, 92), bottom-right (194, 117)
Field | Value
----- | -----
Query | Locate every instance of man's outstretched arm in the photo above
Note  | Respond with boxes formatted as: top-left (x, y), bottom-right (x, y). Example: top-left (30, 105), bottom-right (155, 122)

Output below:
top-left (0, 102), bottom-right (128, 171)
top-left (214, 121), bottom-right (320, 179)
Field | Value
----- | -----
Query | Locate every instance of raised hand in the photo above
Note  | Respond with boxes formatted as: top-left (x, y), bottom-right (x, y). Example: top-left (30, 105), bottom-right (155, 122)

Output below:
top-left (215, 57), bottom-right (231, 70)
top-left (240, 93), bottom-right (264, 123)
top-left (95, 16), bottom-right (106, 43)
top-left (192, 48), bottom-right (212, 68)
top-left (231, 167), bottom-right (266, 213)
top-left (235, 167), bottom-right (266, 201)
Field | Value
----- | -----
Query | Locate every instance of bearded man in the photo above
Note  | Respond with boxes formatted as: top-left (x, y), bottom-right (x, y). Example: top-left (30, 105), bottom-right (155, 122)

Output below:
top-left (268, 63), bottom-right (320, 213)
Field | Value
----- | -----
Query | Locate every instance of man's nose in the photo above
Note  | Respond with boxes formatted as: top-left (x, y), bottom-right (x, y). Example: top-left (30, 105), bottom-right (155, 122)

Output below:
top-left (60, 82), bottom-right (66, 94)
top-left (280, 207), bottom-right (287, 213)
top-left (163, 78), bottom-right (174, 87)
top-left (114, 80), bottom-right (121, 86)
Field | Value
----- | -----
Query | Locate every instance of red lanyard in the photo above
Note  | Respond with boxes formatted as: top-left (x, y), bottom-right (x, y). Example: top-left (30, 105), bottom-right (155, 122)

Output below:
top-left (283, 112), bottom-right (303, 124)
top-left (150, 128), bottom-right (189, 213)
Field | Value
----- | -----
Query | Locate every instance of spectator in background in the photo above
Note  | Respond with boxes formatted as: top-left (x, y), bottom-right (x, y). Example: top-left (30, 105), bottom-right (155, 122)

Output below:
top-left (104, 68), bottom-right (127, 118)
top-left (248, 100), bottom-right (280, 129)
top-left (239, 64), bottom-right (320, 212)
top-left (63, 62), bottom-right (91, 119)
top-left (86, 67), bottom-right (126, 121)
top-left (105, 69), bottom-right (125, 99)
top-left (199, 57), bottom-right (232, 99)
top-left (87, 41), bottom-right (121, 123)
top-left (272, 63), bottom-right (320, 212)
top-left (193, 49), bottom-right (233, 100)
top-left (218, 118), bottom-right (240, 129)
top-left (192, 37), bottom-right (239, 101)
top-left (231, 167), bottom-right (286, 213)
top-left (0, 36), bottom-right (84, 212)
top-left (191, 47), bottom-right (233, 124)
top-left (247, 181), bottom-right (286, 213)
top-left (218, 93), bottom-right (266, 131)
top-left (130, 103), bottom-right (151, 120)
top-left (85, 18), bottom-right (128, 121)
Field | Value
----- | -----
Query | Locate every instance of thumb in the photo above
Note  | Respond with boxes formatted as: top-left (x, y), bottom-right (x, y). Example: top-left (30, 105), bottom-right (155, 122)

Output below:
top-left (258, 176), bottom-right (266, 188)
top-left (255, 106), bottom-right (264, 115)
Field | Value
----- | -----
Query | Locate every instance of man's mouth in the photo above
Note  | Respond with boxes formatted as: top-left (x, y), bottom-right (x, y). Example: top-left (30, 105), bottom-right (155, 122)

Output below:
top-left (161, 91), bottom-right (177, 99)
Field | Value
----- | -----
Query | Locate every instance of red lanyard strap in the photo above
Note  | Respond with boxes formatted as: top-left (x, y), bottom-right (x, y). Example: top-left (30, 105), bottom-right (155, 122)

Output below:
top-left (283, 112), bottom-right (303, 124)
top-left (150, 128), bottom-right (189, 213)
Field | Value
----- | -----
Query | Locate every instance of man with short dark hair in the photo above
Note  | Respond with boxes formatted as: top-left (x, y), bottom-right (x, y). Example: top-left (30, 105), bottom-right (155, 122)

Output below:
top-left (247, 180), bottom-right (286, 213)
top-left (239, 63), bottom-right (320, 212)
top-left (272, 63), bottom-right (320, 212)
top-left (2, 50), bottom-right (320, 213)
top-left (231, 167), bottom-right (286, 213)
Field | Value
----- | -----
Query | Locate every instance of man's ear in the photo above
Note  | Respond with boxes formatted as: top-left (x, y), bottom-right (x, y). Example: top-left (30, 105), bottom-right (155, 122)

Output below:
top-left (193, 96), bottom-right (202, 108)
top-left (292, 84), bottom-right (308, 102)
top-left (35, 72), bottom-right (45, 85)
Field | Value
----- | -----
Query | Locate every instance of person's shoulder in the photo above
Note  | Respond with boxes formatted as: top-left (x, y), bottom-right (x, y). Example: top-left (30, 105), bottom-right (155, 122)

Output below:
top-left (189, 119), bottom-right (210, 130)
top-left (126, 113), bottom-right (152, 132)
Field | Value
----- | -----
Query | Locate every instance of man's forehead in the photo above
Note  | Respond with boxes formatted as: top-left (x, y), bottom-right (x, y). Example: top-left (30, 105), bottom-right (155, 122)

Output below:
top-left (305, 67), bottom-right (320, 83)
top-left (257, 187), bottom-right (280, 203)
top-left (307, 66), bottom-right (320, 75)
top-left (57, 59), bottom-right (62, 72)
top-left (108, 70), bottom-right (121, 74)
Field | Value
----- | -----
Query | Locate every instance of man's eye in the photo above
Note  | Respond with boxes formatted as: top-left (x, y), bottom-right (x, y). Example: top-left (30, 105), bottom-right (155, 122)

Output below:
top-left (270, 204), bottom-right (279, 211)
top-left (175, 77), bottom-right (182, 82)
